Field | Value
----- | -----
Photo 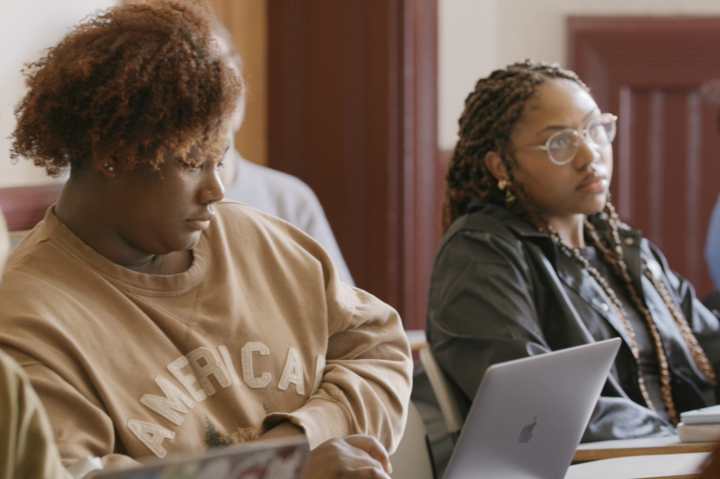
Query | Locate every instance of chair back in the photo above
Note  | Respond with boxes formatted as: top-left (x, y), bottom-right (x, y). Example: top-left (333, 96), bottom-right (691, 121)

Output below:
top-left (8, 231), bottom-right (28, 250)
top-left (390, 400), bottom-right (434, 479)
top-left (0, 210), bottom-right (7, 270)
top-left (0, 183), bottom-right (63, 232)
top-left (419, 346), bottom-right (464, 435)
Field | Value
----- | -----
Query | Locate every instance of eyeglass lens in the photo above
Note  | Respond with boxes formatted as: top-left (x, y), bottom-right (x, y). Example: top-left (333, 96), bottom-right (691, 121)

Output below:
top-left (547, 115), bottom-right (616, 165)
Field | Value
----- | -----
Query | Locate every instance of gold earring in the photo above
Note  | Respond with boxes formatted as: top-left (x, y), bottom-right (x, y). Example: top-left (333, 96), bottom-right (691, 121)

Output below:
top-left (498, 179), bottom-right (516, 203)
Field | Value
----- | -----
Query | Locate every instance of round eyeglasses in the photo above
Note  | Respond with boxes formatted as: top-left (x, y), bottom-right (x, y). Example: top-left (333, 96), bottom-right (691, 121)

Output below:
top-left (514, 113), bottom-right (617, 165)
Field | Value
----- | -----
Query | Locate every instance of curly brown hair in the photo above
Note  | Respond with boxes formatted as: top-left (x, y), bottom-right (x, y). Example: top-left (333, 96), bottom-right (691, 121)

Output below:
top-left (10, 0), bottom-right (241, 176)
top-left (441, 60), bottom-right (588, 233)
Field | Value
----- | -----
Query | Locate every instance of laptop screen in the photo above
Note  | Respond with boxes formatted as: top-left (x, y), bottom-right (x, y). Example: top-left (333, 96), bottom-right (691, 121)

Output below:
top-left (94, 436), bottom-right (309, 479)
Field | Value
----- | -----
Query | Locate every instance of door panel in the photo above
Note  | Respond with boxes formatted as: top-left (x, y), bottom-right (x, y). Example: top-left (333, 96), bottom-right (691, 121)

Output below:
top-left (569, 17), bottom-right (720, 297)
top-left (267, 0), bottom-right (438, 329)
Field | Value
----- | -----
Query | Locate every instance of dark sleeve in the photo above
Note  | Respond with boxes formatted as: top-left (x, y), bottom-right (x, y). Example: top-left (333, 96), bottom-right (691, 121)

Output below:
top-left (428, 231), bottom-right (674, 441)
top-left (427, 231), bottom-right (550, 405)
top-left (583, 398), bottom-right (673, 442)
top-left (650, 244), bottom-right (720, 401)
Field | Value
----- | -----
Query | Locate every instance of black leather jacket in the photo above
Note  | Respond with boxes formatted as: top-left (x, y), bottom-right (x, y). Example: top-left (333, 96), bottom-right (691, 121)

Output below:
top-left (426, 199), bottom-right (720, 441)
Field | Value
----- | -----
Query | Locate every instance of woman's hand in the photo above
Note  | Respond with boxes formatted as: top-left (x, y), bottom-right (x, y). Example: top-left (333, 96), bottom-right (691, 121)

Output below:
top-left (302, 435), bottom-right (392, 479)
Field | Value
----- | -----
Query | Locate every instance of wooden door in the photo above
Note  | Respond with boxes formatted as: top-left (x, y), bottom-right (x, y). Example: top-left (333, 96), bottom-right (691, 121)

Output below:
top-left (267, 0), bottom-right (438, 329)
top-left (569, 17), bottom-right (720, 297)
top-left (208, 0), bottom-right (268, 166)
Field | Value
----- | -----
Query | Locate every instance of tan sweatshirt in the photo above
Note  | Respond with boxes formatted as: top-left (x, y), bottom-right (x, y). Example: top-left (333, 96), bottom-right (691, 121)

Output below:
top-left (0, 201), bottom-right (412, 470)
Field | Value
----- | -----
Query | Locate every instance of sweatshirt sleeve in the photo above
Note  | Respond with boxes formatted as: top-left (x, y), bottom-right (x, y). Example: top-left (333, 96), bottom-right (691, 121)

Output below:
top-left (0, 350), bottom-right (72, 479)
top-left (1, 348), bottom-right (139, 472)
top-left (263, 279), bottom-right (412, 453)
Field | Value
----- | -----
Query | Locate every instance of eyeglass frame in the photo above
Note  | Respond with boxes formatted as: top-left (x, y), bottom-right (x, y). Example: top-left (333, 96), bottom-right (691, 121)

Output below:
top-left (512, 113), bottom-right (618, 166)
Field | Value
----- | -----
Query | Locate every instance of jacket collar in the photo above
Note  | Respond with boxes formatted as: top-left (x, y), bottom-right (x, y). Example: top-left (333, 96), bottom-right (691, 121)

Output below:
top-left (462, 198), bottom-right (645, 278)
top-left (466, 198), bottom-right (546, 239)
top-left (464, 198), bottom-right (648, 351)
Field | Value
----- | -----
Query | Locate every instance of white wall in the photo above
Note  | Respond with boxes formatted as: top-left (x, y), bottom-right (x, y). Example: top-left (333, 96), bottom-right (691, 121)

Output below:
top-left (0, 0), bottom-right (115, 188)
top-left (438, 0), bottom-right (720, 150)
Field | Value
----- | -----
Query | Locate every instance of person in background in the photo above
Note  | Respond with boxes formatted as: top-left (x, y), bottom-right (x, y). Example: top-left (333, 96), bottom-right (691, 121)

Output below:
top-left (212, 23), bottom-right (354, 286)
top-left (427, 60), bottom-right (720, 442)
top-left (0, 209), bottom-right (71, 479)
top-left (700, 80), bottom-right (720, 310)
top-left (0, 1), bottom-right (409, 477)
top-left (705, 195), bottom-right (720, 293)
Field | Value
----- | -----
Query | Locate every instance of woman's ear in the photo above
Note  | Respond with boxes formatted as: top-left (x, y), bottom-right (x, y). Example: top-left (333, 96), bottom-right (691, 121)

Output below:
top-left (484, 151), bottom-right (508, 183)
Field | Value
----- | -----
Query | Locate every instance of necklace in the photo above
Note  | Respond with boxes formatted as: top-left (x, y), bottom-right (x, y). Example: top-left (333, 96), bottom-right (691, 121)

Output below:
top-left (641, 257), bottom-right (717, 389)
top-left (551, 220), bottom-right (717, 425)
top-left (585, 219), bottom-right (716, 390)
top-left (551, 229), bottom-right (672, 421)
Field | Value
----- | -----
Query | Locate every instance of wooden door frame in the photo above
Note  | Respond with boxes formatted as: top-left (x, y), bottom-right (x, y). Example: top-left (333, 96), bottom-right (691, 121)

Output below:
top-left (267, 0), bottom-right (438, 329)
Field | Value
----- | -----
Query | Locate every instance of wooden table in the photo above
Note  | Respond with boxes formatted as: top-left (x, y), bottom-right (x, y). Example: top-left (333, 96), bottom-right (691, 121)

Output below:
top-left (565, 452), bottom-right (709, 479)
top-left (574, 436), bottom-right (716, 462)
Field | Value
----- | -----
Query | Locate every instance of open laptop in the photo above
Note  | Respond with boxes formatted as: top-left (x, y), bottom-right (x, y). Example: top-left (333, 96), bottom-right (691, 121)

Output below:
top-left (443, 338), bottom-right (621, 479)
top-left (94, 435), bottom-right (309, 479)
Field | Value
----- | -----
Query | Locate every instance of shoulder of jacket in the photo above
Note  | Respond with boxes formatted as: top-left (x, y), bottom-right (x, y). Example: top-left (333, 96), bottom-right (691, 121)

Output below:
top-left (435, 210), bottom-right (527, 267)
top-left (448, 209), bottom-right (520, 245)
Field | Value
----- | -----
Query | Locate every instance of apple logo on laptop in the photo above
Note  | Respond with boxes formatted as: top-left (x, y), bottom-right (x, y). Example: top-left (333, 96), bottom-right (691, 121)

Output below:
top-left (518, 416), bottom-right (538, 445)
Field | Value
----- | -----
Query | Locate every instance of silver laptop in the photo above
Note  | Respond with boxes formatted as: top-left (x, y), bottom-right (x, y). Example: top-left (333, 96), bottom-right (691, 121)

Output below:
top-left (444, 338), bottom-right (621, 479)
top-left (94, 435), bottom-right (309, 479)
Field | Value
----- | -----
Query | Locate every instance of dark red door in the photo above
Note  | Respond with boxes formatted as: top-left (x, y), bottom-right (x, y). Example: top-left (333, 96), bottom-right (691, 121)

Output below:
top-left (569, 17), bottom-right (720, 297)
top-left (267, 1), bottom-right (438, 329)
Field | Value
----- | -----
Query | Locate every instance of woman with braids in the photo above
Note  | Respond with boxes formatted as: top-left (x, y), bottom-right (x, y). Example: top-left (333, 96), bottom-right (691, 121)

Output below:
top-left (0, 1), bottom-right (409, 476)
top-left (426, 60), bottom-right (720, 441)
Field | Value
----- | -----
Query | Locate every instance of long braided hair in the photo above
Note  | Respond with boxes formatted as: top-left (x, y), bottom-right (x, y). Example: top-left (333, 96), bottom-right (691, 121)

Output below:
top-left (441, 60), bottom-right (588, 233)
top-left (443, 60), bottom-right (716, 423)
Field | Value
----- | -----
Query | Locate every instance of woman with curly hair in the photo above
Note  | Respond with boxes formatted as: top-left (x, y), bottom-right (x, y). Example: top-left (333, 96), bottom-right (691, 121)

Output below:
top-left (426, 60), bottom-right (720, 440)
top-left (0, 1), bottom-right (410, 476)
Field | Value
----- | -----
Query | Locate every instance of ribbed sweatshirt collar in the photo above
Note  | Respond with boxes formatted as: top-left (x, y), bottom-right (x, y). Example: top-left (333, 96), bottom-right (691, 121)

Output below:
top-left (41, 206), bottom-right (209, 296)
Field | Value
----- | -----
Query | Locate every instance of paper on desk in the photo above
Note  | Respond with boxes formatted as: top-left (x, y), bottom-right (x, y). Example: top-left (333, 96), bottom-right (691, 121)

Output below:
top-left (575, 435), bottom-right (684, 450)
top-left (681, 404), bottom-right (720, 425)
top-left (565, 452), bottom-right (709, 479)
